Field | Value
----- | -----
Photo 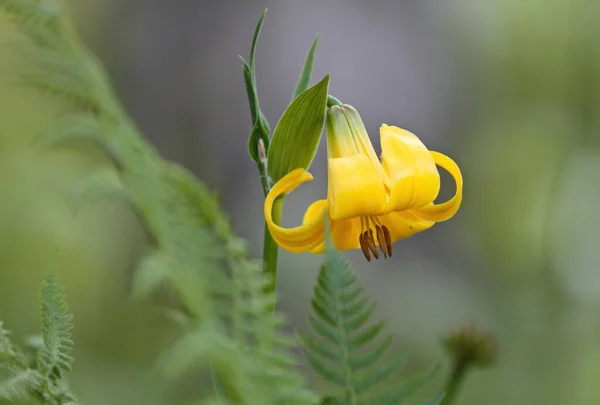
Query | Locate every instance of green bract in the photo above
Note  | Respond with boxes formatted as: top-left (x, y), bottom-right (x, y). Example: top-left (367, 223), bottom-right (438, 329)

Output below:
top-left (243, 9), bottom-right (271, 164)
top-left (293, 35), bottom-right (320, 100)
top-left (267, 74), bottom-right (330, 182)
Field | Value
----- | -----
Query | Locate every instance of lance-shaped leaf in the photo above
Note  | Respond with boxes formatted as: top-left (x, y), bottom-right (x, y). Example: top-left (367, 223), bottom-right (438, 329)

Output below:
top-left (292, 35), bottom-right (319, 100)
top-left (242, 10), bottom-right (272, 163)
top-left (268, 74), bottom-right (329, 182)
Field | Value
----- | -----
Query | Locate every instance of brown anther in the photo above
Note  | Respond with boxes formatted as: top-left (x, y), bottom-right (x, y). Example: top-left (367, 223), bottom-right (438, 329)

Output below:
top-left (359, 232), bottom-right (371, 262)
top-left (375, 225), bottom-right (387, 259)
top-left (366, 229), bottom-right (379, 260)
top-left (382, 225), bottom-right (392, 257)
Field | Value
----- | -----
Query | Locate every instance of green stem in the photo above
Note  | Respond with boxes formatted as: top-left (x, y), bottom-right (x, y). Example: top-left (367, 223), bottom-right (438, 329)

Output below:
top-left (263, 197), bottom-right (283, 301)
top-left (440, 357), bottom-right (470, 405)
top-left (327, 95), bottom-right (342, 107)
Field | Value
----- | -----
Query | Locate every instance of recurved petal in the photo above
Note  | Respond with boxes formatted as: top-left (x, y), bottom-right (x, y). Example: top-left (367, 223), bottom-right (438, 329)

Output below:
top-left (414, 151), bottom-right (463, 222)
top-left (264, 168), bottom-right (325, 253)
top-left (380, 124), bottom-right (441, 211)
top-left (379, 210), bottom-right (436, 243)
top-left (302, 200), bottom-right (363, 253)
top-left (327, 154), bottom-right (388, 221)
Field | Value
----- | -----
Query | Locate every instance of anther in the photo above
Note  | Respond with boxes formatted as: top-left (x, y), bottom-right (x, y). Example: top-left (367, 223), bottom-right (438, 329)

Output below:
top-left (366, 229), bottom-right (379, 260)
top-left (375, 225), bottom-right (387, 259)
top-left (359, 232), bottom-right (371, 262)
top-left (382, 225), bottom-right (392, 257)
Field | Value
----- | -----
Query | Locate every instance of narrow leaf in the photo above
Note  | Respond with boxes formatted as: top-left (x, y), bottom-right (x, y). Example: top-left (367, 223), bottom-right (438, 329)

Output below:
top-left (241, 59), bottom-right (270, 163)
top-left (349, 321), bottom-right (385, 349)
top-left (308, 313), bottom-right (340, 345)
top-left (349, 335), bottom-right (392, 372)
top-left (303, 351), bottom-right (345, 386)
top-left (250, 9), bottom-right (267, 73)
top-left (268, 74), bottom-right (329, 181)
top-left (292, 35), bottom-right (319, 100)
top-left (298, 332), bottom-right (340, 362)
top-left (311, 298), bottom-right (336, 327)
top-left (366, 365), bottom-right (439, 405)
top-left (344, 301), bottom-right (377, 332)
top-left (241, 60), bottom-right (258, 125)
top-left (354, 353), bottom-right (407, 394)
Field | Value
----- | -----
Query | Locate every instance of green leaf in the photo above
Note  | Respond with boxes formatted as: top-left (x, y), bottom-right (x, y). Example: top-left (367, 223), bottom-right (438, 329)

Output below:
top-left (0, 368), bottom-right (41, 401)
top-left (68, 170), bottom-right (124, 212)
top-left (0, 320), bottom-right (13, 359)
top-left (241, 60), bottom-right (259, 126)
top-left (299, 219), bottom-right (437, 405)
top-left (293, 35), bottom-right (319, 100)
top-left (366, 365), bottom-right (440, 405)
top-left (248, 113), bottom-right (270, 164)
top-left (421, 393), bottom-right (445, 405)
top-left (241, 11), bottom-right (271, 164)
top-left (250, 9), bottom-right (267, 74)
top-left (37, 253), bottom-right (74, 380)
top-left (268, 74), bottom-right (329, 181)
top-left (2, 2), bottom-right (318, 404)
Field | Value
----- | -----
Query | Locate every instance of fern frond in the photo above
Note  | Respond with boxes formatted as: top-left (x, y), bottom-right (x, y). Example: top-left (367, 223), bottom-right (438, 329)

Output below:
top-left (38, 112), bottom-right (103, 146)
top-left (68, 170), bottom-right (124, 211)
top-left (0, 368), bottom-right (42, 401)
top-left (0, 0), bottom-right (65, 48)
top-left (0, 320), bottom-right (28, 369)
top-left (35, 112), bottom-right (124, 168)
top-left (0, 320), bottom-right (13, 359)
top-left (17, 67), bottom-right (102, 111)
top-left (162, 167), bottom-right (317, 405)
top-left (2, 2), bottom-right (318, 404)
top-left (37, 256), bottom-right (74, 380)
top-left (299, 239), bottom-right (435, 405)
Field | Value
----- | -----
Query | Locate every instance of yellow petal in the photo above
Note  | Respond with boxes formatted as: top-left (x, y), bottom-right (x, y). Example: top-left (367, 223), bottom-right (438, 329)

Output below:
top-left (264, 168), bottom-right (325, 253)
top-left (303, 200), bottom-right (363, 253)
top-left (414, 151), bottom-right (463, 222)
top-left (380, 124), bottom-right (441, 211)
top-left (327, 154), bottom-right (388, 220)
top-left (379, 211), bottom-right (435, 243)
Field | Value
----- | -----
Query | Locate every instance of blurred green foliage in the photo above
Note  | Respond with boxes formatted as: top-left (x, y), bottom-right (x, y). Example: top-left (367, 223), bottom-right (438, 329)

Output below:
top-left (0, 0), bottom-right (600, 404)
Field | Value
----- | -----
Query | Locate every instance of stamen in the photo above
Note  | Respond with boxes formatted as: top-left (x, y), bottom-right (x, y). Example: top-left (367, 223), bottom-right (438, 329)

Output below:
top-left (382, 225), bottom-right (392, 257)
top-left (359, 232), bottom-right (371, 262)
top-left (366, 229), bottom-right (379, 259)
top-left (375, 225), bottom-right (387, 259)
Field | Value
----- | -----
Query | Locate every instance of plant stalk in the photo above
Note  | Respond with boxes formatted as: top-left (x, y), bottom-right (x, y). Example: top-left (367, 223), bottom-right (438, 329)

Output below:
top-left (263, 196), bottom-right (282, 301)
top-left (440, 357), bottom-right (470, 405)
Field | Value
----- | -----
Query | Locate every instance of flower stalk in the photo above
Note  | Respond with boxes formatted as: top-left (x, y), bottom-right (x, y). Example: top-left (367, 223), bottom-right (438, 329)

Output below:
top-left (440, 323), bottom-right (497, 405)
top-left (263, 197), bottom-right (282, 298)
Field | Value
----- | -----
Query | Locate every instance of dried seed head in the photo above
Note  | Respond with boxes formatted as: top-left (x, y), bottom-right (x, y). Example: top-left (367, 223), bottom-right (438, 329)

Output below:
top-left (442, 323), bottom-right (497, 368)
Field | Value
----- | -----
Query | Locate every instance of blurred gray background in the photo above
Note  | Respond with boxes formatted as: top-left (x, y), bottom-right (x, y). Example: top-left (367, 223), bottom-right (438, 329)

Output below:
top-left (2, 0), bottom-right (600, 404)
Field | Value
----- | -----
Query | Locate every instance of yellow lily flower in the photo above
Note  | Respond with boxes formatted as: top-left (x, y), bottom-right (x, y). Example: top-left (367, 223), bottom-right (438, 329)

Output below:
top-left (264, 104), bottom-right (463, 261)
